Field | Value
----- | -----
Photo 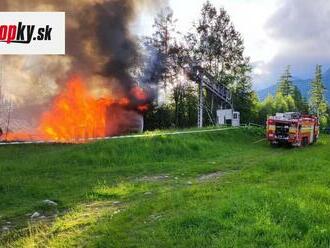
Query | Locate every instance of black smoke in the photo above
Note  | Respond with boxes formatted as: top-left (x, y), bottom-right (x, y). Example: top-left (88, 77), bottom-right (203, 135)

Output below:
top-left (0, 0), bottom-right (165, 100)
top-left (0, 0), bottom-right (167, 133)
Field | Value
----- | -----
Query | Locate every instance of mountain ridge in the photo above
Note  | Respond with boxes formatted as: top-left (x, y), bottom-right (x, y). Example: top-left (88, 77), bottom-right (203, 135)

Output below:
top-left (258, 68), bottom-right (330, 102)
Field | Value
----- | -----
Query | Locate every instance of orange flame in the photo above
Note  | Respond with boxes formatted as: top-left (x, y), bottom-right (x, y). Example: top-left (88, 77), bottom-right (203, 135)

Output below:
top-left (2, 77), bottom-right (149, 143)
top-left (131, 86), bottom-right (147, 101)
top-left (38, 78), bottom-right (113, 142)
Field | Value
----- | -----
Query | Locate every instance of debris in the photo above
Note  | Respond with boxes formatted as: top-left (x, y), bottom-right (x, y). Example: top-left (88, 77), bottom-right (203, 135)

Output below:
top-left (137, 175), bottom-right (170, 182)
top-left (198, 172), bottom-right (225, 181)
top-left (42, 200), bottom-right (58, 207)
top-left (144, 192), bottom-right (153, 196)
top-left (187, 181), bottom-right (193, 185)
top-left (112, 201), bottom-right (121, 206)
top-left (149, 214), bottom-right (162, 222)
top-left (2, 226), bottom-right (9, 232)
top-left (31, 212), bottom-right (41, 219)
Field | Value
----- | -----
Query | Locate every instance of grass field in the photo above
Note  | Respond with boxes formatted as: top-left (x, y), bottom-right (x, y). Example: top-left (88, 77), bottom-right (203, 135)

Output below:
top-left (0, 127), bottom-right (329, 247)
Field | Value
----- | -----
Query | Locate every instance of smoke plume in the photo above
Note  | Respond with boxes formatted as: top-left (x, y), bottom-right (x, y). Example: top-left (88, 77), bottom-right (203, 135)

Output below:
top-left (0, 0), bottom-right (166, 127)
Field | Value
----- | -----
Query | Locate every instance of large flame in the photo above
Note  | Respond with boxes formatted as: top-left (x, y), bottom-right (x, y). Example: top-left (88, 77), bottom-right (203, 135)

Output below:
top-left (38, 78), bottom-right (115, 142)
top-left (2, 77), bottom-right (149, 143)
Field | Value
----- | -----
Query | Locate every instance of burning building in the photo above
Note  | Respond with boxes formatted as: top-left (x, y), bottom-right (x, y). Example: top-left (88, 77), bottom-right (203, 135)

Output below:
top-left (0, 0), bottom-right (165, 143)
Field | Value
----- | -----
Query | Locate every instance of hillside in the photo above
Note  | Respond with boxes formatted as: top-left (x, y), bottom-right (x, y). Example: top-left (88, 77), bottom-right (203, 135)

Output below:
top-left (258, 68), bottom-right (330, 101)
top-left (1, 128), bottom-right (330, 247)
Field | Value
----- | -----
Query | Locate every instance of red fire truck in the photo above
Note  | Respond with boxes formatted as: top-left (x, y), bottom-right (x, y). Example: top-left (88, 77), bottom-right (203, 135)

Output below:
top-left (266, 112), bottom-right (319, 147)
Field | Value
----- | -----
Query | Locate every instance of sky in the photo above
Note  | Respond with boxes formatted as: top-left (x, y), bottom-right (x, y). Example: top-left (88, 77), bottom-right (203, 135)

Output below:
top-left (136, 0), bottom-right (330, 90)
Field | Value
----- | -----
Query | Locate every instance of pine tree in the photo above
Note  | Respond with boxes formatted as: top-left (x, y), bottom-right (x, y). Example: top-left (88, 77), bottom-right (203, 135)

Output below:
top-left (146, 7), bottom-right (178, 89)
top-left (277, 66), bottom-right (294, 97)
top-left (309, 65), bottom-right (328, 125)
top-left (293, 86), bottom-right (309, 113)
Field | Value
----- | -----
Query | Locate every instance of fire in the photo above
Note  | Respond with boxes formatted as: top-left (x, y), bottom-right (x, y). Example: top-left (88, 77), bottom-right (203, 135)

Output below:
top-left (137, 104), bottom-right (149, 112)
top-left (131, 86), bottom-right (147, 101)
top-left (2, 77), bottom-right (149, 143)
top-left (38, 78), bottom-right (114, 142)
top-left (3, 132), bottom-right (39, 142)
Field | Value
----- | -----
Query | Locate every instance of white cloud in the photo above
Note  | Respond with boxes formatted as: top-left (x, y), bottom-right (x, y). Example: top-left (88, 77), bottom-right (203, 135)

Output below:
top-left (257, 0), bottom-right (330, 89)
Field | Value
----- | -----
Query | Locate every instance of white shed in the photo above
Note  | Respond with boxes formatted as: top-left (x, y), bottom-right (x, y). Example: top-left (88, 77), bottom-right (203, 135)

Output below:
top-left (216, 109), bottom-right (240, 127)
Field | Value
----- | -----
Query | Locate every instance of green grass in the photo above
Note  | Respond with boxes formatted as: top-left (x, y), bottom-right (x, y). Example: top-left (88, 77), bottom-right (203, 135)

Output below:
top-left (0, 127), bottom-right (329, 247)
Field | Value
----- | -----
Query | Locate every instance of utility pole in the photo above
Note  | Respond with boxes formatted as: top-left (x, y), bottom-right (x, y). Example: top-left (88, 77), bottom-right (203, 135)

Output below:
top-left (197, 79), bottom-right (204, 128)
top-left (181, 57), bottom-right (232, 129)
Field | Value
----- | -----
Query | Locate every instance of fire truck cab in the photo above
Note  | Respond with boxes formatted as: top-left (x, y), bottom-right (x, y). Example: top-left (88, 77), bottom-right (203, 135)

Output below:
top-left (267, 112), bottom-right (319, 147)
